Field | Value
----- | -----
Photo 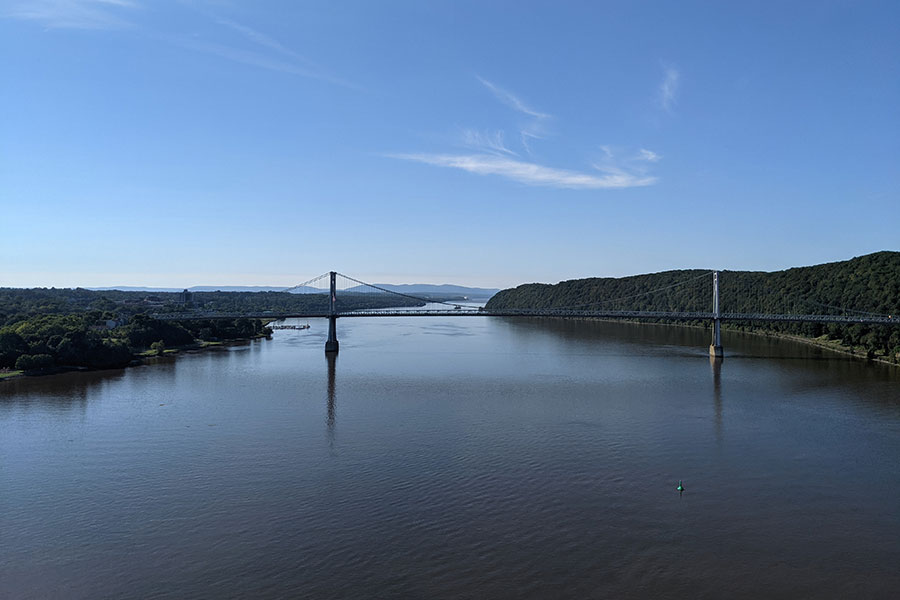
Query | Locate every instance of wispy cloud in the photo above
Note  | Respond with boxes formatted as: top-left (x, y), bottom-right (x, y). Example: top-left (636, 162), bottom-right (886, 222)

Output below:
top-left (520, 130), bottom-right (544, 156)
top-left (394, 77), bottom-right (660, 191)
top-left (214, 17), bottom-right (317, 69)
top-left (157, 16), bottom-right (355, 88)
top-left (390, 153), bottom-right (656, 189)
top-left (638, 148), bottom-right (661, 162)
top-left (477, 76), bottom-right (551, 120)
top-left (2, 0), bottom-right (138, 29)
top-left (592, 145), bottom-right (662, 182)
top-left (477, 76), bottom-right (551, 156)
top-left (5, 2), bottom-right (354, 87)
top-left (659, 66), bottom-right (679, 112)
top-left (461, 129), bottom-right (517, 156)
top-left (194, 17), bottom-right (356, 88)
top-left (174, 38), bottom-right (321, 79)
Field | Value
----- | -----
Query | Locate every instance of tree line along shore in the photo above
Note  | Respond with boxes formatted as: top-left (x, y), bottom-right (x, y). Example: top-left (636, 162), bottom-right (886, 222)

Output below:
top-left (0, 289), bottom-right (422, 379)
top-left (485, 251), bottom-right (900, 365)
top-left (3, 251), bottom-right (898, 378)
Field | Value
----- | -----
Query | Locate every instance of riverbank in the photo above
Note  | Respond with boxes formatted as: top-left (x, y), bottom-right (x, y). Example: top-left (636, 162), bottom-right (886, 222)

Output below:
top-left (0, 364), bottom-right (92, 380)
top-left (0, 334), bottom-right (273, 382)
top-left (4, 319), bottom-right (895, 383)
top-left (572, 316), bottom-right (900, 368)
top-left (136, 338), bottom-right (243, 357)
top-left (744, 329), bottom-right (900, 367)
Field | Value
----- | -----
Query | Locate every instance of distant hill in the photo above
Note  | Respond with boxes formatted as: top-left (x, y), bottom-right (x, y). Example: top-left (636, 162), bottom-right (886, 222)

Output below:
top-left (346, 284), bottom-right (500, 298)
top-left (189, 286), bottom-right (290, 293)
top-left (486, 251), bottom-right (900, 362)
top-left (91, 285), bottom-right (291, 293)
top-left (487, 251), bottom-right (900, 314)
top-left (90, 286), bottom-right (184, 293)
top-left (90, 283), bottom-right (500, 298)
top-left (0, 288), bottom-right (423, 328)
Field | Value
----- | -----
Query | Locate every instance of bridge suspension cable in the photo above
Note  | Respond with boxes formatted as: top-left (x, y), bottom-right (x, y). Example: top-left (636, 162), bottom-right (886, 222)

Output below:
top-left (334, 272), bottom-right (479, 310)
top-left (281, 272), bottom-right (331, 294)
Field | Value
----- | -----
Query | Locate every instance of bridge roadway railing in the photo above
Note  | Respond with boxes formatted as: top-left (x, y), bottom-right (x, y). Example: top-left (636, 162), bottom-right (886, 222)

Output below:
top-left (338, 309), bottom-right (896, 325)
top-left (152, 309), bottom-right (897, 326)
top-left (718, 312), bottom-right (896, 325)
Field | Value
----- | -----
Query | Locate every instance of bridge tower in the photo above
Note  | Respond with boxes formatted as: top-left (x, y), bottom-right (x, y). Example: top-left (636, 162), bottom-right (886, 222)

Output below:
top-left (709, 271), bottom-right (723, 358)
top-left (325, 271), bottom-right (339, 353)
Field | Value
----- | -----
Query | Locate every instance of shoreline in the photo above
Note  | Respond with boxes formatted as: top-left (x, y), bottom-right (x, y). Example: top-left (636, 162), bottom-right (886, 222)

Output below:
top-left (4, 320), bottom-right (896, 383)
top-left (743, 329), bottom-right (898, 367)
top-left (551, 316), bottom-right (899, 368)
top-left (0, 334), bottom-right (273, 383)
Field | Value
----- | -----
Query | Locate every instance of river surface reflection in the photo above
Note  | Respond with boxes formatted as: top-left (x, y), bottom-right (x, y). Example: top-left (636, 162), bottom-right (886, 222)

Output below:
top-left (2, 317), bottom-right (899, 599)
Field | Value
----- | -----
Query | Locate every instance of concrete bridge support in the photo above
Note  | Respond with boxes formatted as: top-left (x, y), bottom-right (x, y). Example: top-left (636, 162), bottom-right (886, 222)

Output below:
top-left (709, 271), bottom-right (724, 358)
top-left (325, 315), bottom-right (339, 353)
top-left (710, 318), bottom-right (723, 358)
top-left (325, 271), bottom-right (340, 353)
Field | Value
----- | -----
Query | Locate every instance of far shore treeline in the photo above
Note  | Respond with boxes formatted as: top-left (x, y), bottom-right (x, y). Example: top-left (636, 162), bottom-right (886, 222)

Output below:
top-left (0, 289), bottom-right (422, 374)
top-left (3, 251), bottom-right (899, 374)
top-left (486, 251), bottom-right (900, 364)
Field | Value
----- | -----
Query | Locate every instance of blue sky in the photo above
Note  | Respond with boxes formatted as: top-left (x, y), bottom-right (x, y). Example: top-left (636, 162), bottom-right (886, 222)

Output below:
top-left (1, 0), bottom-right (897, 289)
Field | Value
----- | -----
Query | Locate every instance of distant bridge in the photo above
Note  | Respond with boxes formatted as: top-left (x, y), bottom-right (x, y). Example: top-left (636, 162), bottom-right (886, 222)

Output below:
top-left (156, 308), bottom-right (895, 326)
top-left (153, 271), bottom-right (898, 358)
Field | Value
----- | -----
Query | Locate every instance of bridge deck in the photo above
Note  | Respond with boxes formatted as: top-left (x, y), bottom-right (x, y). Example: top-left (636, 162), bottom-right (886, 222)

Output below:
top-left (152, 309), bottom-right (897, 326)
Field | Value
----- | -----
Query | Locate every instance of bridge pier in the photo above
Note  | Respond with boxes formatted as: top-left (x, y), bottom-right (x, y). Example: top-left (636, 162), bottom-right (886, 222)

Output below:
top-left (709, 271), bottom-right (724, 358)
top-left (325, 271), bottom-right (339, 354)
top-left (325, 315), bottom-right (339, 353)
top-left (709, 319), bottom-right (723, 358)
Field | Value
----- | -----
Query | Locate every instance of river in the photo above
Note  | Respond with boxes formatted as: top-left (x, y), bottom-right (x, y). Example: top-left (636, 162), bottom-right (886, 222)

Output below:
top-left (2, 315), bottom-right (899, 599)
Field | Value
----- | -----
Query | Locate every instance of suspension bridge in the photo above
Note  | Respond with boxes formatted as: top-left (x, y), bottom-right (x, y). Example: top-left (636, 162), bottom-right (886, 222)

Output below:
top-left (154, 271), bottom-right (897, 357)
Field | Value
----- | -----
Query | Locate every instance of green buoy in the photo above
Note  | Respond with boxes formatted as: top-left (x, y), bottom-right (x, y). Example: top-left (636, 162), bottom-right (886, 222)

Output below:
top-left (677, 480), bottom-right (685, 493)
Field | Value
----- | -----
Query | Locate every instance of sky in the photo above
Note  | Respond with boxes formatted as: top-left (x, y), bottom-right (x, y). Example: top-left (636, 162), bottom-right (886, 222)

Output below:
top-left (1, 0), bottom-right (897, 289)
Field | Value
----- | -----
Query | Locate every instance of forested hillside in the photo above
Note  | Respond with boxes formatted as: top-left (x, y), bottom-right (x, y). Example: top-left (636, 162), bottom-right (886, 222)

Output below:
top-left (486, 251), bottom-right (900, 362)
top-left (0, 288), bottom-right (422, 375)
top-left (0, 289), bottom-right (421, 326)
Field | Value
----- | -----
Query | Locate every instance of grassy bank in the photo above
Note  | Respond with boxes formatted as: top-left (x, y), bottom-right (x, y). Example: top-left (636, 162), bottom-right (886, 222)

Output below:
top-left (137, 334), bottom-right (269, 357)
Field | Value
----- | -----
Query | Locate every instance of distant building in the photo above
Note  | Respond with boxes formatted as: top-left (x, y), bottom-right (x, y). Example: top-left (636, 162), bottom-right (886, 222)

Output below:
top-left (178, 289), bottom-right (193, 304)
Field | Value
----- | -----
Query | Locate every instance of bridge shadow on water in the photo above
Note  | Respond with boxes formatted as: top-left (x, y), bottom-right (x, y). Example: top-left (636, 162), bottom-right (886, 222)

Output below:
top-left (498, 316), bottom-right (898, 368)
top-left (492, 316), bottom-right (900, 420)
top-left (326, 352), bottom-right (337, 449)
top-left (712, 355), bottom-right (723, 441)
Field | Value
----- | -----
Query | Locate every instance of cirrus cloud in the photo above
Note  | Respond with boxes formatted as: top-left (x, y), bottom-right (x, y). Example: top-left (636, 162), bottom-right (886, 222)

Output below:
top-left (2, 0), bottom-right (138, 30)
top-left (659, 66), bottom-right (680, 112)
top-left (390, 153), bottom-right (656, 189)
top-left (638, 148), bottom-right (662, 162)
